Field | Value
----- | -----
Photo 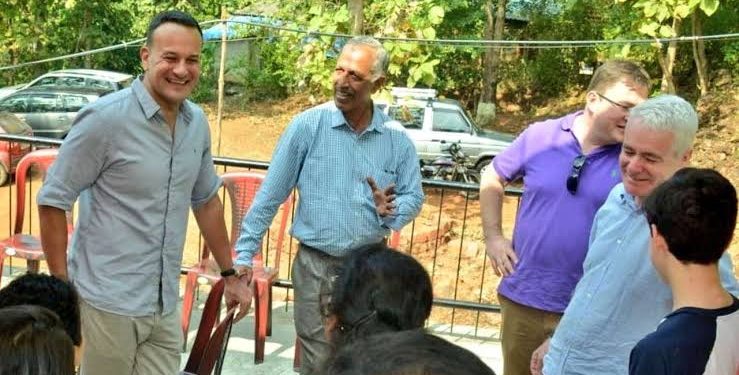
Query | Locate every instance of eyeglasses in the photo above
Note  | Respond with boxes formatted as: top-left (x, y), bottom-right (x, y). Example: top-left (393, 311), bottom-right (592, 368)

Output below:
top-left (596, 93), bottom-right (631, 111)
top-left (566, 155), bottom-right (587, 194)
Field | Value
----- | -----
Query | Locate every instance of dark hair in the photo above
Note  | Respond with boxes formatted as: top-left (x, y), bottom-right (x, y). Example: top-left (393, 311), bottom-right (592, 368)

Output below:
top-left (145, 10), bottom-right (203, 46)
top-left (325, 330), bottom-right (496, 375)
top-left (0, 273), bottom-right (81, 345)
top-left (0, 305), bottom-right (75, 375)
top-left (328, 243), bottom-right (433, 348)
top-left (587, 59), bottom-right (650, 93)
top-left (644, 167), bottom-right (737, 264)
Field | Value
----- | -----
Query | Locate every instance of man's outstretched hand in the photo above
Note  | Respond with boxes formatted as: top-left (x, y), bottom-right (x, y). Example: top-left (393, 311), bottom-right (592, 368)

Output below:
top-left (367, 177), bottom-right (396, 217)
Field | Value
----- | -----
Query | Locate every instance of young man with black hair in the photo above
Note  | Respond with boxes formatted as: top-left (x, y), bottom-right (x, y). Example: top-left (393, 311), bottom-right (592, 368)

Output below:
top-left (629, 167), bottom-right (739, 374)
top-left (37, 10), bottom-right (251, 374)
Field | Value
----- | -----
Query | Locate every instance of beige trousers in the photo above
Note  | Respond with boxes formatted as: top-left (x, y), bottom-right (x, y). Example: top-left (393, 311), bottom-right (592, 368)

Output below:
top-left (78, 299), bottom-right (181, 375)
top-left (499, 293), bottom-right (562, 375)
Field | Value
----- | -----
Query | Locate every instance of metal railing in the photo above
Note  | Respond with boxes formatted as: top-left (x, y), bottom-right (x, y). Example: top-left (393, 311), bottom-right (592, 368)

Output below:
top-left (0, 134), bottom-right (522, 335)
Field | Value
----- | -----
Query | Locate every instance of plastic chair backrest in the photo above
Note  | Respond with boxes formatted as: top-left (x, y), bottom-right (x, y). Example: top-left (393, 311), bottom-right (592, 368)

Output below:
top-left (221, 171), bottom-right (293, 268)
top-left (13, 148), bottom-right (60, 234)
top-left (197, 308), bottom-right (235, 375)
top-left (183, 278), bottom-right (230, 374)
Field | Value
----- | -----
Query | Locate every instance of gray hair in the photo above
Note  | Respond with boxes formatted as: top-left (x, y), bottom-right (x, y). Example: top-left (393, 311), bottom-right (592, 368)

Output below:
top-left (343, 36), bottom-right (389, 80)
top-left (628, 94), bottom-right (698, 156)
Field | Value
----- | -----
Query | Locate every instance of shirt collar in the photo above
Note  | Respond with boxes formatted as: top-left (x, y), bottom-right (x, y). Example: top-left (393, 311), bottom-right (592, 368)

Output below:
top-left (329, 101), bottom-right (385, 134)
top-left (560, 110), bottom-right (584, 131)
top-left (132, 75), bottom-right (192, 123)
top-left (617, 184), bottom-right (641, 212)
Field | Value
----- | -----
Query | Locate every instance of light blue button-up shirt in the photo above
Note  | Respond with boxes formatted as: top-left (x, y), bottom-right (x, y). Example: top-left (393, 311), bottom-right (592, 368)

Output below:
top-left (234, 101), bottom-right (424, 265)
top-left (543, 183), bottom-right (738, 375)
top-left (37, 77), bottom-right (221, 316)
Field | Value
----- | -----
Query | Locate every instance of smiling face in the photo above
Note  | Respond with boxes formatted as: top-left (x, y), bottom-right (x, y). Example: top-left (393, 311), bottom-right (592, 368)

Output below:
top-left (586, 78), bottom-right (649, 144)
top-left (333, 44), bottom-right (384, 117)
top-left (619, 120), bottom-right (691, 203)
top-left (140, 22), bottom-right (202, 111)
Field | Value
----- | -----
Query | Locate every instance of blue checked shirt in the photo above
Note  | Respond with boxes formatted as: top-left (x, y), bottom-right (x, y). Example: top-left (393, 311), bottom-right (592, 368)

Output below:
top-left (234, 101), bottom-right (424, 265)
top-left (543, 183), bottom-right (738, 375)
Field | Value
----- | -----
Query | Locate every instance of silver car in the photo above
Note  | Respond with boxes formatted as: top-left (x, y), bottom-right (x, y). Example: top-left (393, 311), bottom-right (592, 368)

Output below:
top-left (0, 69), bottom-right (132, 99)
top-left (378, 88), bottom-right (515, 174)
top-left (0, 86), bottom-right (112, 138)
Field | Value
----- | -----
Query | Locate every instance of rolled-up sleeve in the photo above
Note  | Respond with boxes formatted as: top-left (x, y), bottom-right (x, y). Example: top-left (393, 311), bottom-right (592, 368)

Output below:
top-left (37, 108), bottom-right (110, 210)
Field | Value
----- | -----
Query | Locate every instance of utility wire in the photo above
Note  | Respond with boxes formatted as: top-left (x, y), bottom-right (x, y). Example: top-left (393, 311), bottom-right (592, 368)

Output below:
top-left (2, 17), bottom-right (738, 71)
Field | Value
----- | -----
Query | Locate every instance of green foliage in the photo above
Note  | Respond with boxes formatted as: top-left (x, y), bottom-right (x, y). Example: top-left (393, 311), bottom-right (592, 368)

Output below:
top-left (191, 43), bottom-right (217, 103)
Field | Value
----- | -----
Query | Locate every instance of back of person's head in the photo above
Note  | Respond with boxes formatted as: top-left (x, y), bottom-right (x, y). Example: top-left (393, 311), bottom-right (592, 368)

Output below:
top-left (644, 167), bottom-right (737, 264)
top-left (328, 243), bottom-right (433, 347)
top-left (325, 330), bottom-right (496, 375)
top-left (0, 273), bottom-right (81, 345)
top-left (0, 304), bottom-right (75, 375)
top-left (587, 59), bottom-right (651, 93)
top-left (145, 10), bottom-right (202, 46)
top-left (628, 94), bottom-right (698, 156)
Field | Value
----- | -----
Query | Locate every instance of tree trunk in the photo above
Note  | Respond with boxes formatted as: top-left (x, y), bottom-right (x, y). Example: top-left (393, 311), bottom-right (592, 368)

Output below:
top-left (658, 17), bottom-right (681, 94)
top-left (477, 0), bottom-right (506, 127)
top-left (348, 0), bottom-right (363, 35)
top-left (692, 12), bottom-right (709, 96)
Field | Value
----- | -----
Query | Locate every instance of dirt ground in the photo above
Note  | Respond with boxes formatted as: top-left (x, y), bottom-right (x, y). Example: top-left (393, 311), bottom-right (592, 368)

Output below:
top-left (3, 88), bottom-right (737, 331)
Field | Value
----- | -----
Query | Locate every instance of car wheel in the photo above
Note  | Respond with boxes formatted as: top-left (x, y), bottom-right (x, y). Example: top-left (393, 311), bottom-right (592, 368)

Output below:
top-left (0, 165), bottom-right (8, 186)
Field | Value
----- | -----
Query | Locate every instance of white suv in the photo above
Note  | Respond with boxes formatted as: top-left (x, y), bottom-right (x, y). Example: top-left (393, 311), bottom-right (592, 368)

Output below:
top-left (378, 87), bottom-right (514, 174)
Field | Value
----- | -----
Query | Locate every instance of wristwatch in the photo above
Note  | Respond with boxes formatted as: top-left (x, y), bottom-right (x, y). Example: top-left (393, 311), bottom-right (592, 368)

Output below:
top-left (220, 268), bottom-right (238, 277)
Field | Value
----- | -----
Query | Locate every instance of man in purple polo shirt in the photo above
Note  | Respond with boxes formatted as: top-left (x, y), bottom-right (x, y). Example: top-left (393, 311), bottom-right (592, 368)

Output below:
top-left (479, 60), bottom-right (650, 375)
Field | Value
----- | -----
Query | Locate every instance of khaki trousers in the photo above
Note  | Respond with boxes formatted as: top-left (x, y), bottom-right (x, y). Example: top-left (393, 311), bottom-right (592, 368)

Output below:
top-left (499, 293), bottom-right (562, 375)
top-left (79, 299), bottom-right (181, 375)
top-left (292, 244), bottom-right (345, 375)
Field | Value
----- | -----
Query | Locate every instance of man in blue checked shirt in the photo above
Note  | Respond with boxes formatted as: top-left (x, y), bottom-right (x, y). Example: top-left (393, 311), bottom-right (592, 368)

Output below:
top-left (234, 36), bottom-right (424, 374)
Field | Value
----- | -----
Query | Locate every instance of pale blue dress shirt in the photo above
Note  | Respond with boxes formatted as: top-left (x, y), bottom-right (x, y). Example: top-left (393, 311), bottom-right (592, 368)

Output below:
top-left (37, 77), bottom-right (221, 316)
top-left (543, 183), bottom-right (738, 375)
top-left (234, 101), bottom-right (424, 265)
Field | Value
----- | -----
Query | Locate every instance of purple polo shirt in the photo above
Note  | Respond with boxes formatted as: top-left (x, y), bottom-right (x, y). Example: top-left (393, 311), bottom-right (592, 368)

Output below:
top-left (492, 111), bottom-right (621, 313)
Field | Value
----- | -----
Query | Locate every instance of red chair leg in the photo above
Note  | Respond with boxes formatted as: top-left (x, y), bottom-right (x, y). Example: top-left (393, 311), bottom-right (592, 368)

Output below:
top-left (181, 271), bottom-right (199, 352)
top-left (254, 279), bottom-right (268, 364)
top-left (293, 338), bottom-right (301, 372)
top-left (267, 285), bottom-right (273, 337)
top-left (0, 251), bottom-right (6, 281)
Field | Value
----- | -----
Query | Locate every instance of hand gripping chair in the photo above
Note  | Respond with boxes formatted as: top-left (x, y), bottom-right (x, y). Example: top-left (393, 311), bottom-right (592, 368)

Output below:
top-left (181, 171), bottom-right (293, 363)
top-left (181, 278), bottom-right (235, 375)
top-left (0, 148), bottom-right (69, 280)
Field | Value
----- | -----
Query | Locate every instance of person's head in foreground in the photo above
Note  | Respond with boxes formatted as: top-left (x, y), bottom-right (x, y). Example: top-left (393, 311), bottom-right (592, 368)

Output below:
top-left (644, 167), bottom-right (737, 281)
top-left (619, 94), bottom-right (698, 204)
top-left (0, 304), bottom-right (75, 375)
top-left (324, 329), bottom-right (497, 375)
top-left (0, 272), bottom-right (81, 347)
top-left (324, 243), bottom-right (433, 349)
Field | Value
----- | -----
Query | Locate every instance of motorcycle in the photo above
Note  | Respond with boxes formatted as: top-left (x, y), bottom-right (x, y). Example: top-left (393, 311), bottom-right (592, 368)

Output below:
top-left (421, 142), bottom-right (480, 198)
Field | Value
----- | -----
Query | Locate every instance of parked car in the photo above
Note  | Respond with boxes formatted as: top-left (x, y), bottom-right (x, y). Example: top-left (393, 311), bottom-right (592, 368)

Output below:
top-left (377, 87), bottom-right (515, 175)
top-left (0, 86), bottom-right (112, 138)
top-left (0, 112), bottom-right (34, 185)
top-left (0, 69), bottom-right (132, 99)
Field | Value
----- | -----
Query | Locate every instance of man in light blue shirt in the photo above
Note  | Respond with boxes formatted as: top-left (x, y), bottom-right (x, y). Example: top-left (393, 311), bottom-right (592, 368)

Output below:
top-left (529, 95), bottom-right (739, 375)
top-left (234, 36), bottom-right (424, 374)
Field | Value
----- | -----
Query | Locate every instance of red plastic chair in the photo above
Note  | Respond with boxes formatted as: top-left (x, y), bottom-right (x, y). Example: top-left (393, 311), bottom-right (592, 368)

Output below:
top-left (0, 148), bottom-right (69, 279)
top-left (181, 171), bottom-right (293, 363)
top-left (181, 278), bottom-right (235, 375)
